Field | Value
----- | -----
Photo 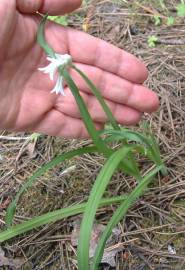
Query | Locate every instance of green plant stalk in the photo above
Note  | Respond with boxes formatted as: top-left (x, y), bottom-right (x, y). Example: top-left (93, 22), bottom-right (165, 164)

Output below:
top-left (37, 14), bottom-right (55, 57)
top-left (92, 166), bottom-right (162, 269)
top-left (62, 70), bottom-right (141, 179)
top-left (72, 65), bottom-right (120, 131)
top-left (62, 69), bottom-right (110, 155)
top-left (0, 195), bottom-right (127, 243)
top-left (71, 67), bottom-right (142, 180)
top-left (37, 14), bottom-right (141, 179)
top-left (77, 145), bottom-right (135, 270)
top-left (6, 146), bottom-right (98, 226)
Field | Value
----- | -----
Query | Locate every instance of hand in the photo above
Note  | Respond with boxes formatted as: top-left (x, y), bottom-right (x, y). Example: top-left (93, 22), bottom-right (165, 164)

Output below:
top-left (0, 0), bottom-right (159, 138)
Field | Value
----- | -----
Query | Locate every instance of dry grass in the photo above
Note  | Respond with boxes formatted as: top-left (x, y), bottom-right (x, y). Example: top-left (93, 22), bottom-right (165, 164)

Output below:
top-left (0, 0), bottom-right (185, 269)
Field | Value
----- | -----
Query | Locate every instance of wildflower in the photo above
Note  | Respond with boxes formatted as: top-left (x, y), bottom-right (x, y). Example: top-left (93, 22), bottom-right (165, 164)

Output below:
top-left (38, 53), bottom-right (72, 95)
top-left (168, 243), bottom-right (176, 255)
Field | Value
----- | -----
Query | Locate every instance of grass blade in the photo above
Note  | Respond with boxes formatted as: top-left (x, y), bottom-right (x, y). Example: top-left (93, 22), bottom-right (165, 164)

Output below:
top-left (6, 146), bottom-right (98, 226)
top-left (0, 195), bottom-right (127, 243)
top-left (77, 145), bottom-right (136, 270)
top-left (92, 166), bottom-right (162, 269)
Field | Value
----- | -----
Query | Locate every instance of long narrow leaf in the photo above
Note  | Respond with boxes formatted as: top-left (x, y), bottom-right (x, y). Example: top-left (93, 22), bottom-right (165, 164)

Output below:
top-left (102, 129), bottom-right (167, 174)
top-left (77, 145), bottom-right (136, 270)
top-left (70, 67), bottom-right (141, 179)
top-left (62, 70), bottom-right (141, 179)
top-left (72, 65), bottom-right (120, 131)
top-left (6, 146), bottom-right (98, 226)
top-left (92, 166), bottom-right (162, 269)
top-left (62, 70), bottom-right (111, 155)
top-left (0, 195), bottom-right (127, 243)
top-left (147, 133), bottom-right (168, 175)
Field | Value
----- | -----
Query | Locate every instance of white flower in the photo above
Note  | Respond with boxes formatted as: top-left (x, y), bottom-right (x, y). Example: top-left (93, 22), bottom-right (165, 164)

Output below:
top-left (168, 244), bottom-right (176, 255)
top-left (38, 53), bottom-right (72, 95)
top-left (50, 75), bottom-right (64, 95)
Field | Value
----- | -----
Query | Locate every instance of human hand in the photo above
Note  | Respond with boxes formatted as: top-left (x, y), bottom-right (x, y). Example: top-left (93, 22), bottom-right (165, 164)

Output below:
top-left (0, 0), bottom-right (159, 138)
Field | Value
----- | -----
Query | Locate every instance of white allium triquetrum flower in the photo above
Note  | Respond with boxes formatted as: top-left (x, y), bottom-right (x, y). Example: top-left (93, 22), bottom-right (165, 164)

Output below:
top-left (38, 53), bottom-right (72, 95)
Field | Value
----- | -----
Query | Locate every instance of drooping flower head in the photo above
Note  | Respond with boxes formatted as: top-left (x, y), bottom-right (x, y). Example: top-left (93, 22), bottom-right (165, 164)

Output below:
top-left (38, 53), bottom-right (72, 95)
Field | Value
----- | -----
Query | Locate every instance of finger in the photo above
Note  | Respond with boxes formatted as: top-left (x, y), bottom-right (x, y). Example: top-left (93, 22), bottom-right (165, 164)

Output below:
top-left (45, 23), bottom-right (148, 84)
top-left (17, 0), bottom-right (82, 15)
top-left (69, 64), bottom-right (159, 113)
top-left (55, 89), bottom-right (142, 126)
top-left (30, 109), bottom-right (103, 138)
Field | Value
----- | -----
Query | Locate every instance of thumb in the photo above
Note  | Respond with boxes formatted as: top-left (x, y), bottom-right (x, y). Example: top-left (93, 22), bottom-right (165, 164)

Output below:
top-left (17, 0), bottom-right (82, 15)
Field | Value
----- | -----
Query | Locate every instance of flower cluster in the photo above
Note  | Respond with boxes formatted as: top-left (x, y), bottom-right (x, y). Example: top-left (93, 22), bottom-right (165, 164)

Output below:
top-left (39, 53), bottom-right (72, 95)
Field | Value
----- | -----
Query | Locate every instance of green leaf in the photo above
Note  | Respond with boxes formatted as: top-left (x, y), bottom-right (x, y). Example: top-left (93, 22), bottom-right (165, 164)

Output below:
top-left (92, 166), bottom-right (162, 269)
top-left (30, 132), bottom-right (40, 143)
top-left (68, 67), bottom-right (142, 179)
top-left (153, 15), bottom-right (161, 26)
top-left (147, 35), bottom-right (158, 48)
top-left (71, 66), bottom-right (142, 179)
top-left (6, 146), bottom-right (98, 226)
top-left (62, 70), bottom-right (110, 154)
top-left (77, 145), bottom-right (136, 270)
top-left (159, 0), bottom-right (166, 10)
top-left (102, 128), bottom-right (167, 175)
top-left (49, 16), bottom-right (68, 26)
top-left (0, 195), bottom-right (127, 243)
top-left (177, 3), bottom-right (185, 17)
top-left (62, 70), bottom-right (141, 179)
top-left (167, 16), bottom-right (175, 26)
top-left (72, 65), bottom-right (120, 131)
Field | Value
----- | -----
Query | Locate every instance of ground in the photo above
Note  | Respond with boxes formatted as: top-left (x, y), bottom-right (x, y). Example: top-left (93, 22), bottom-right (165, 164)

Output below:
top-left (0, 0), bottom-right (185, 269)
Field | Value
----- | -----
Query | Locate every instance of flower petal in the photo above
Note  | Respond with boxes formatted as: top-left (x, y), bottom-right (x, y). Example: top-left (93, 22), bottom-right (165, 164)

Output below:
top-left (50, 76), bottom-right (65, 95)
top-left (38, 53), bottom-right (72, 94)
top-left (38, 63), bottom-right (57, 80)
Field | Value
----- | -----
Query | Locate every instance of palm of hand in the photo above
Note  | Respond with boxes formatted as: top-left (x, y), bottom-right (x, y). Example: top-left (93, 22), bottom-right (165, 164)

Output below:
top-left (0, 2), bottom-right (159, 138)
top-left (0, 7), bottom-right (59, 134)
